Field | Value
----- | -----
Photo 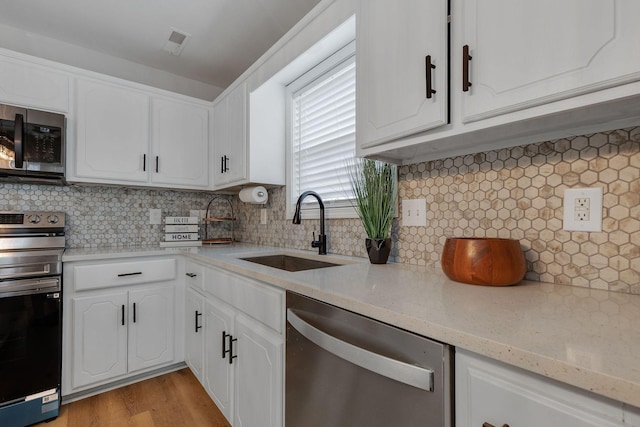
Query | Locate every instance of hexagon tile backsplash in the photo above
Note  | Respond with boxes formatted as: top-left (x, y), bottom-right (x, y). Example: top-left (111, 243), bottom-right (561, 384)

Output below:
top-left (236, 127), bottom-right (640, 294)
top-left (0, 127), bottom-right (638, 294)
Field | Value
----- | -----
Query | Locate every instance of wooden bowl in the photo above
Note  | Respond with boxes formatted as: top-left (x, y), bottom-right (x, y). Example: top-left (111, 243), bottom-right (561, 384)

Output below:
top-left (441, 237), bottom-right (526, 286)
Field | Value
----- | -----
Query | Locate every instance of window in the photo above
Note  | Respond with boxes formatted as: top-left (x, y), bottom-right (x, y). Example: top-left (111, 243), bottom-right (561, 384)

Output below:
top-left (286, 41), bottom-right (357, 219)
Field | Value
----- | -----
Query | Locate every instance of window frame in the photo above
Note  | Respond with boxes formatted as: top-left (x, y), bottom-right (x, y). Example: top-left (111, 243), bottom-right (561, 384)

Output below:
top-left (285, 40), bottom-right (358, 220)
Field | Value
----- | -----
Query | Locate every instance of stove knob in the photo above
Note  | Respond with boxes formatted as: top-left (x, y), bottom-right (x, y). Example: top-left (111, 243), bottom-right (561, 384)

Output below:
top-left (48, 214), bottom-right (60, 224)
top-left (28, 214), bottom-right (41, 224)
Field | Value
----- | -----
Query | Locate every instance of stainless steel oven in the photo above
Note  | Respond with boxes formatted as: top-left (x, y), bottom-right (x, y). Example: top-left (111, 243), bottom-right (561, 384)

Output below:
top-left (0, 212), bottom-right (65, 427)
top-left (0, 104), bottom-right (66, 184)
top-left (286, 292), bottom-right (452, 427)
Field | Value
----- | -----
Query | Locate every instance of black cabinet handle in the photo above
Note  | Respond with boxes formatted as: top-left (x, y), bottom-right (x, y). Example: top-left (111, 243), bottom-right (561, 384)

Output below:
top-left (14, 114), bottom-right (24, 169)
top-left (222, 331), bottom-right (229, 359)
top-left (195, 311), bottom-right (202, 332)
top-left (425, 55), bottom-right (436, 99)
top-left (222, 331), bottom-right (237, 364)
top-left (223, 155), bottom-right (229, 173)
top-left (483, 423), bottom-right (509, 427)
top-left (463, 45), bottom-right (472, 92)
top-left (121, 304), bottom-right (125, 326)
top-left (220, 156), bottom-right (224, 174)
top-left (155, 156), bottom-right (159, 173)
top-left (133, 302), bottom-right (137, 323)
top-left (117, 272), bottom-right (142, 277)
top-left (229, 335), bottom-right (238, 365)
top-left (186, 273), bottom-right (197, 278)
top-left (143, 154), bottom-right (146, 172)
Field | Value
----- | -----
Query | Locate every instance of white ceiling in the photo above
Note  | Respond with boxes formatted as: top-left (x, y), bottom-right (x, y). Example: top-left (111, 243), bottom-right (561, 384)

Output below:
top-left (0, 0), bottom-right (322, 99)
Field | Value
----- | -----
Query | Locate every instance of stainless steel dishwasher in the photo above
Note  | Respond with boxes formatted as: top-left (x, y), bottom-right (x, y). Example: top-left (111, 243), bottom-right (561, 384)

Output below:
top-left (286, 292), bottom-right (452, 427)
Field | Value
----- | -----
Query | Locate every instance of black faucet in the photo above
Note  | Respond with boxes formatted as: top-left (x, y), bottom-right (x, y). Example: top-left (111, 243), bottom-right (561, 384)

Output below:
top-left (292, 191), bottom-right (326, 255)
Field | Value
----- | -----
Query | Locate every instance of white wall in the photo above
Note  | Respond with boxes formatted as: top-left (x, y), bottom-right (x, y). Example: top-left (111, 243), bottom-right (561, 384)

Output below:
top-left (0, 23), bottom-right (224, 101)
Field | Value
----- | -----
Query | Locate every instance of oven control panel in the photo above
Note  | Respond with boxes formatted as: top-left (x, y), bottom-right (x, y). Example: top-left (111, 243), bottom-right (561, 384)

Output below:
top-left (0, 211), bottom-right (65, 229)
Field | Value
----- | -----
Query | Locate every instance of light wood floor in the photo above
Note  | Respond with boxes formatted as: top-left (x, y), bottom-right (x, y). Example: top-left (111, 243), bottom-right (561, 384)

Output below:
top-left (35, 369), bottom-right (231, 427)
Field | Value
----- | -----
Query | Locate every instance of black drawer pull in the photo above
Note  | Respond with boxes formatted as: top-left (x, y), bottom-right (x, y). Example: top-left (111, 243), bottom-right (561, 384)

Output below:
top-left (121, 304), bottom-right (125, 326)
top-left (117, 272), bottom-right (142, 277)
top-left (133, 302), bottom-right (137, 323)
top-left (186, 273), bottom-right (197, 278)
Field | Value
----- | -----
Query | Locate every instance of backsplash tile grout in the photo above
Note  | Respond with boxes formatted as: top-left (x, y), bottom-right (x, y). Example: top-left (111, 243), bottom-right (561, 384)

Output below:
top-left (236, 127), bottom-right (639, 294)
top-left (1, 127), bottom-right (637, 294)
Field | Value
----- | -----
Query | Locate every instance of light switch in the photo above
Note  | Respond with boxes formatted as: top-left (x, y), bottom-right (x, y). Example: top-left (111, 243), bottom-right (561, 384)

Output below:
top-left (402, 199), bottom-right (427, 227)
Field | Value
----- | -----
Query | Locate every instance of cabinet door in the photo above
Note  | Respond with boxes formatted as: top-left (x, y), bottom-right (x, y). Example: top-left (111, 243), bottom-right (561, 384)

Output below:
top-left (203, 297), bottom-right (235, 423)
top-left (185, 287), bottom-right (205, 381)
top-left (0, 55), bottom-right (69, 112)
top-left (128, 286), bottom-right (175, 373)
top-left (71, 292), bottom-right (128, 389)
top-left (75, 79), bottom-right (149, 182)
top-left (224, 83), bottom-right (248, 185)
top-left (456, 350), bottom-right (626, 427)
top-left (234, 313), bottom-right (283, 427)
top-left (461, 0), bottom-right (640, 122)
top-left (357, 0), bottom-right (448, 149)
top-left (150, 97), bottom-right (209, 187)
top-left (212, 95), bottom-right (228, 186)
top-left (212, 83), bottom-right (247, 187)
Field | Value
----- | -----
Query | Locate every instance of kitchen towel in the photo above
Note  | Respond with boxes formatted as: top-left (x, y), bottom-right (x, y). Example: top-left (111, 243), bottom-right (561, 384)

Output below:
top-left (239, 186), bottom-right (268, 204)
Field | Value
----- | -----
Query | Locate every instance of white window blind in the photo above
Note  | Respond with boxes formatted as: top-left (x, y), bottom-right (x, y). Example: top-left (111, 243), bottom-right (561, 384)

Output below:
top-left (289, 52), bottom-right (356, 209)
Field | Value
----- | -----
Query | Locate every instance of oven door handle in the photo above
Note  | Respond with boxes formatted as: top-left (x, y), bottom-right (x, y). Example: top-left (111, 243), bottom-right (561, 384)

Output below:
top-left (287, 308), bottom-right (434, 392)
top-left (0, 263), bottom-right (51, 279)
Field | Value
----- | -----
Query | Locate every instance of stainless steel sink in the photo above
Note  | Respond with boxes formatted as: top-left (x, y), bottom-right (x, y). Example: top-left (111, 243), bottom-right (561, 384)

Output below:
top-left (241, 254), bottom-right (341, 272)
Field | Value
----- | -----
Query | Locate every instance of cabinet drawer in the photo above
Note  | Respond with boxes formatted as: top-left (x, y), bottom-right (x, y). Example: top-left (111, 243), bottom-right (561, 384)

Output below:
top-left (184, 260), bottom-right (205, 291)
top-left (73, 258), bottom-right (177, 291)
top-left (205, 266), bottom-right (283, 333)
top-left (456, 349), bottom-right (627, 427)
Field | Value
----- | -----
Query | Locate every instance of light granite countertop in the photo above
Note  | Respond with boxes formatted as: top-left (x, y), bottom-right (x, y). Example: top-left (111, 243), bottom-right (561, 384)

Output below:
top-left (63, 244), bottom-right (640, 409)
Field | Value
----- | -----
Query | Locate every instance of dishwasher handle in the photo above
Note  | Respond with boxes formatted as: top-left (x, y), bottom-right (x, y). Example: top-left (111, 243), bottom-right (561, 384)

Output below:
top-left (287, 308), bottom-right (434, 392)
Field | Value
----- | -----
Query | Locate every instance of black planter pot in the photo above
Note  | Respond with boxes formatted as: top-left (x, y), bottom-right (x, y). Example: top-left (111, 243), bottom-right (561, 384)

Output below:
top-left (365, 237), bottom-right (392, 264)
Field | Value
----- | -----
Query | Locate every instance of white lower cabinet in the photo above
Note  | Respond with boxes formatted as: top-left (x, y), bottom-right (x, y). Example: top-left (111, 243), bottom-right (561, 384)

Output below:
top-left (185, 263), bottom-right (284, 426)
top-left (456, 349), bottom-right (633, 427)
top-left (185, 286), bottom-right (206, 381)
top-left (233, 313), bottom-right (282, 427)
top-left (63, 257), bottom-right (181, 396)
top-left (70, 285), bottom-right (175, 390)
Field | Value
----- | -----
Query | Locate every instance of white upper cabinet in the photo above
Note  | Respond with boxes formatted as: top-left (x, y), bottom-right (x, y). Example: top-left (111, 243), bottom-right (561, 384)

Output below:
top-left (357, 0), bottom-right (449, 149)
top-left (75, 79), bottom-right (150, 183)
top-left (150, 97), bottom-right (209, 187)
top-left (0, 52), bottom-right (69, 112)
top-left (212, 82), bottom-right (247, 188)
top-left (461, 0), bottom-right (640, 122)
top-left (357, 0), bottom-right (640, 163)
top-left (72, 77), bottom-right (210, 189)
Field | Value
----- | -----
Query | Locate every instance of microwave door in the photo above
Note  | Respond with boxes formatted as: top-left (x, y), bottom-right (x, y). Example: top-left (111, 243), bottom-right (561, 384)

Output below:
top-left (0, 105), bottom-right (27, 171)
top-left (24, 109), bottom-right (65, 174)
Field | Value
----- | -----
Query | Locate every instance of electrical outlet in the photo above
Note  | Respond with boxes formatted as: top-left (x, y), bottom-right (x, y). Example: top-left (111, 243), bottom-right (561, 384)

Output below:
top-left (149, 208), bottom-right (162, 225)
top-left (402, 199), bottom-right (427, 227)
top-left (563, 188), bottom-right (603, 232)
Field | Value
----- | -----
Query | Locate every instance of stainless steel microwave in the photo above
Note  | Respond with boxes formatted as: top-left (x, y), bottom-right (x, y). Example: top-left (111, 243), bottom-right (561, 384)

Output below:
top-left (0, 103), bottom-right (66, 184)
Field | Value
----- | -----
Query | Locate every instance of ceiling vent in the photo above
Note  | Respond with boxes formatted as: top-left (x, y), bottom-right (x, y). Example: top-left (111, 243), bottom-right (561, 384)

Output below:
top-left (163, 28), bottom-right (190, 56)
